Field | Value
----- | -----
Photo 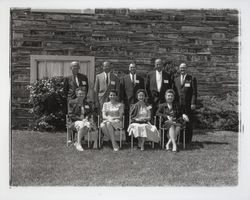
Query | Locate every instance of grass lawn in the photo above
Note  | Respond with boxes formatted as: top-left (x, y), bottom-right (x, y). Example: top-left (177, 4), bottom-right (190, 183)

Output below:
top-left (10, 130), bottom-right (238, 186)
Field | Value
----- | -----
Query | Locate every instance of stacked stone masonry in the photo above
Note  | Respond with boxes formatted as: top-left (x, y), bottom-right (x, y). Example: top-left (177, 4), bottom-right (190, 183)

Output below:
top-left (11, 8), bottom-right (239, 129)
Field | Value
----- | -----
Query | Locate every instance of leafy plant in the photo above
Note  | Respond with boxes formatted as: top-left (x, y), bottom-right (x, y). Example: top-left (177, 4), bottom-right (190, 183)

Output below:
top-left (27, 77), bottom-right (67, 131)
top-left (195, 91), bottom-right (239, 131)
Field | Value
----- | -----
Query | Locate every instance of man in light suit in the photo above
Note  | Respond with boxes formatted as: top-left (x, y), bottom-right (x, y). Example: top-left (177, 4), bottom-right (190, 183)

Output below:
top-left (120, 62), bottom-right (145, 139)
top-left (173, 63), bottom-right (197, 144)
top-left (94, 61), bottom-right (120, 112)
top-left (64, 61), bottom-right (88, 100)
top-left (146, 59), bottom-right (173, 117)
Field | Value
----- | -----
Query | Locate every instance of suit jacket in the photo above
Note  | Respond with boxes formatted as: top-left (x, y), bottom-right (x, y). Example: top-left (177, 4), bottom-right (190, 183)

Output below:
top-left (120, 73), bottom-right (145, 109)
top-left (68, 98), bottom-right (93, 122)
top-left (145, 70), bottom-right (172, 110)
top-left (156, 102), bottom-right (182, 122)
top-left (173, 73), bottom-right (197, 113)
top-left (64, 73), bottom-right (88, 99)
top-left (94, 72), bottom-right (120, 106)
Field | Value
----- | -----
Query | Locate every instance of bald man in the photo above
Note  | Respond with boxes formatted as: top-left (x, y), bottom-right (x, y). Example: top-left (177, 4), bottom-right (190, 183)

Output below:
top-left (173, 63), bottom-right (197, 144)
top-left (146, 59), bottom-right (173, 117)
top-left (64, 61), bottom-right (89, 100)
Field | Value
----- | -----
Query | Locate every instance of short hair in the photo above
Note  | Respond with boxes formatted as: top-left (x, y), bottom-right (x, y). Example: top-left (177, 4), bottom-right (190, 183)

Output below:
top-left (136, 89), bottom-right (147, 98)
top-left (103, 61), bottom-right (110, 66)
top-left (165, 89), bottom-right (175, 96)
top-left (70, 61), bottom-right (80, 68)
top-left (179, 63), bottom-right (187, 68)
top-left (109, 89), bottom-right (118, 96)
top-left (155, 58), bottom-right (162, 64)
top-left (129, 62), bottom-right (136, 67)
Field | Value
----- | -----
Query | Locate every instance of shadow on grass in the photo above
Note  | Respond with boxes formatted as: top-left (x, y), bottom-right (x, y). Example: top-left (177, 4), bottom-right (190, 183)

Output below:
top-left (182, 140), bottom-right (230, 151)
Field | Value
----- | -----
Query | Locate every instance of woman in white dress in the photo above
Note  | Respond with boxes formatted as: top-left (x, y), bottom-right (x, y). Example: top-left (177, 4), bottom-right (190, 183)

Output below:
top-left (100, 89), bottom-right (124, 151)
top-left (127, 89), bottom-right (160, 150)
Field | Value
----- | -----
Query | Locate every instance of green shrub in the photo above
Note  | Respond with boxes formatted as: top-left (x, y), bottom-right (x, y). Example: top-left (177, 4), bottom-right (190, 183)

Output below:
top-left (27, 77), bottom-right (67, 131)
top-left (195, 91), bottom-right (239, 131)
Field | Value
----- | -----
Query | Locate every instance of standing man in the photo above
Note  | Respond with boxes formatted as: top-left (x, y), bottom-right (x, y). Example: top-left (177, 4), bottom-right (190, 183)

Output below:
top-left (64, 61), bottom-right (88, 100)
top-left (120, 62), bottom-right (145, 138)
top-left (173, 63), bottom-right (197, 144)
top-left (94, 61), bottom-right (120, 112)
top-left (146, 58), bottom-right (173, 117)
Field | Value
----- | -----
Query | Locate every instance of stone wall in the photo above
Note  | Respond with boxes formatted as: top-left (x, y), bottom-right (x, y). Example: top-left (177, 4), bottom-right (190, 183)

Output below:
top-left (11, 8), bottom-right (239, 129)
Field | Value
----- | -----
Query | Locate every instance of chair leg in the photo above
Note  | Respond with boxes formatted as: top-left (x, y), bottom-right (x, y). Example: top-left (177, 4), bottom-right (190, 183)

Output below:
top-left (67, 127), bottom-right (69, 147)
top-left (131, 134), bottom-right (133, 148)
top-left (87, 130), bottom-right (90, 148)
top-left (162, 129), bottom-right (165, 149)
top-left (183, 129), bottom-right (186, 149)
top-left (98, 128), bottom-right (101, 149)
top-left (120, 130), bottom-right (122, 148)
top-left (177, 132), bottom-right (180, 146)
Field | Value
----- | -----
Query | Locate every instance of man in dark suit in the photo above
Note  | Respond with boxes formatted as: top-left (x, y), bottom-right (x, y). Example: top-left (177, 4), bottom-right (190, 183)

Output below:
top-left (120, 62), bottom-right (145, 139)
top-left (94, 61), bottom-right (120, 112)
top-left (146, 58), bottom-right (173, 117)
top-left (64, 61), bottom-right (89, 100)
top-left (173, 63), bottom-right (197, 144)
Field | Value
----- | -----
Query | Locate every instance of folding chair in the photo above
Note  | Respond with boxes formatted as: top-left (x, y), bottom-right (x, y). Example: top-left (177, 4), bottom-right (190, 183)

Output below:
top-left (98, 115), bottom-right (126, 148)
top-left (159, 116), bottom-right (186, 149)
top-left (66, 114), bottom-right (99, 148)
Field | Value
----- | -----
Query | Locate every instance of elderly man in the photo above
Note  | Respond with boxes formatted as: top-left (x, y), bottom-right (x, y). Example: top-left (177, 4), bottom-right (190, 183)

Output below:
top-left (94, 61), bottom-right (120, 111)
top-left (173, 63), bottom-right (197, 144)
top-left (120, 62), bottom-right (145, 139)
top-left (64, 61), bottom-right (89, 100)
top-left (146, 58), bottom-right (173, 117)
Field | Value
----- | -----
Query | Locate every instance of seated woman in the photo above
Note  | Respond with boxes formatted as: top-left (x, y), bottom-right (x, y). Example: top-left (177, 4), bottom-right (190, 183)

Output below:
top-left (68, 87), bottom-right (98, 151)
top-left (100, 89), bottom-right (124, 151)
top-left (156, 89), bottom-right (189, 152)
top-left (127, 89), bottom-right (160, 151)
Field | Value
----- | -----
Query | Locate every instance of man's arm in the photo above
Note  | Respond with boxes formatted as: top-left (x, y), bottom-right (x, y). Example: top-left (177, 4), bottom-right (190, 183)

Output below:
top-left (63, 77), bottom-right (69, 98)
top-left (145, 73), bottom-right (152, 104)
top-left (191, 76), bottom-right (197, 109)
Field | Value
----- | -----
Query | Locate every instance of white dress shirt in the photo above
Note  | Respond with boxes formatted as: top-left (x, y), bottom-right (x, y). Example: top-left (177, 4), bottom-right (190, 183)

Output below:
top-left (75, 76), bottom-right (79, 86)
top-left (181, 74), bottom-right (187, 85)
top-left (130, 73), bottom-right (136, 85)
top-left (105, 72), bottom-right (110, 85)
top-left (156, 70), bottom-right (162, 92)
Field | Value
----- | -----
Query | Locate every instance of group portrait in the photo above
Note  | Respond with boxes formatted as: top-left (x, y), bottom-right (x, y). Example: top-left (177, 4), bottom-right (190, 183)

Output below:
top-left (8, 5), bottom-right (242, 192)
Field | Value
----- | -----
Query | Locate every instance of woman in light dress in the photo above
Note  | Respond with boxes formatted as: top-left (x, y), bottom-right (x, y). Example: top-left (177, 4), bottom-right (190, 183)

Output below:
top-left (100, 89), bottom-right (124, 151)
top-left (127, 89), bottom-right (160, 151)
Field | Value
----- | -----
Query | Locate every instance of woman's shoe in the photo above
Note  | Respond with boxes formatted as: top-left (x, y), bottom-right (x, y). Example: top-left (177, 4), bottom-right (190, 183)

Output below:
top-left (165, 144), bottom-right (170, 151)
top-left (172, 146), bottom-right (178, 152)
top-left (140, 146), bottom-right (145, 151)
top-left (113, 147), bottom-right (119, 152)
top-left (76, 144), bottom-right (84, 151)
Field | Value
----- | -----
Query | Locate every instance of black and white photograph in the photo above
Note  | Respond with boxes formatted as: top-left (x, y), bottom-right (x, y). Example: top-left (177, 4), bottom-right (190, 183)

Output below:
top-left (1, 0), bottom-right (250, 199)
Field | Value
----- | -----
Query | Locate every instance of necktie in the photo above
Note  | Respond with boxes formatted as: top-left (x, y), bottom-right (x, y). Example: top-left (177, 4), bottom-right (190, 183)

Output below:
top-left (132, 74), bottom-right (135, 86)
top-left (106, 73), bottom-right (109, 85)
top-left (75, 76), bottom-right (79, 86)
top-left (181, 75), bottom-right (184, 85)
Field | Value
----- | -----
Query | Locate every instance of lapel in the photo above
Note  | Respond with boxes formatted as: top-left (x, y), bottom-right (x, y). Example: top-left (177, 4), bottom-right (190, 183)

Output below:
top-left (71, 75), bottom-right (78, 87)
top-left (160, 71), bottom-right (165, 93)
top-left (152, 71), bottom-right (158, 91)
top-left (100, 72), bottom-right (106, 87)
top-left (127, 74), bottom-right (133, 87)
